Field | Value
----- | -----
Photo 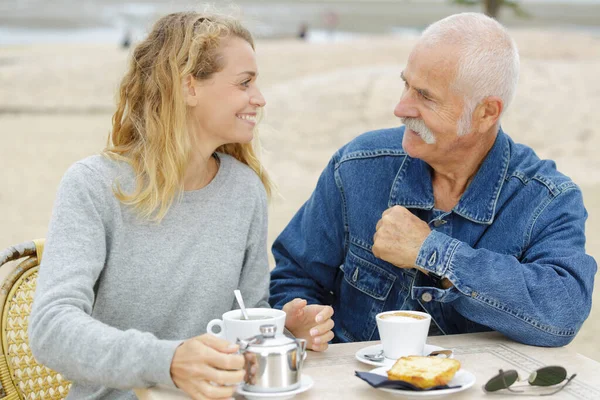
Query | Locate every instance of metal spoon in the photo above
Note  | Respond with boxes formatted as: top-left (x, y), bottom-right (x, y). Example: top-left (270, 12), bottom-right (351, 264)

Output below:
top-left (363, 349), bottom-right (453, 362)
top-left (363, 350), bottom-right (385, 362)
top-left (234, 289), bottom-right (250, 320)
top-left (426, 349), bottom-right (453, 358)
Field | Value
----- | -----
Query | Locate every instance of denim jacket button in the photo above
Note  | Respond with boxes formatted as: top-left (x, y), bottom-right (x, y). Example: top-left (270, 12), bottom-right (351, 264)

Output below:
top-left (433, 219), bottom-right (446, 228)
top-left (421, 292), bottom-right (433, 302)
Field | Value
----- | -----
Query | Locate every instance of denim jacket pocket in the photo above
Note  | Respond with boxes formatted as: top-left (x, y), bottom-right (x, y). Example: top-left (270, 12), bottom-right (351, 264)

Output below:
top-left (337, 249), bottom-right (396, 341)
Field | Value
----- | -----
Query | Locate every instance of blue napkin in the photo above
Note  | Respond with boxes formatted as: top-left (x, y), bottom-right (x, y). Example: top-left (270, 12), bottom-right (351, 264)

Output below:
top-left (355, 371), bottom-right (460, 391)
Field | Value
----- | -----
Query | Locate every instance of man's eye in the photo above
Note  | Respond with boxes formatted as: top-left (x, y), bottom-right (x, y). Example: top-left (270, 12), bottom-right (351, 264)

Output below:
top-left (417, 91), bottom-right (430, 101)
top-left (241, 80), bottom-right (251, 88)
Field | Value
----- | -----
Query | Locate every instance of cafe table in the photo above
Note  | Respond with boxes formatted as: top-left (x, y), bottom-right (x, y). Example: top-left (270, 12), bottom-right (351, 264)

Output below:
top-left (135, 331), bottom-right (600, 399)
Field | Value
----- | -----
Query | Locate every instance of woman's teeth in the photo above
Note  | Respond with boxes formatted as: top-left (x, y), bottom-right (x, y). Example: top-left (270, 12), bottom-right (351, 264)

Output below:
top-left (237, 114), bottom-right (256, 122)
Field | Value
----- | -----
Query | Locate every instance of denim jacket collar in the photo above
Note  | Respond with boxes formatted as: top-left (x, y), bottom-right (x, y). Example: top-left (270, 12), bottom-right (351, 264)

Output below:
top-left (388, 128), bottom-right (510, 224)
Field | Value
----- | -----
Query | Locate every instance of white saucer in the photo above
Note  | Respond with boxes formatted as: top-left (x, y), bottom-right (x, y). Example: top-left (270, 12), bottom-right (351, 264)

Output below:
top-left (355, 343), bottom-right (453, 368)
top-left (236, 375), bottom-right (314, 400)
top-left (369, 366), bottom-right (476, 398)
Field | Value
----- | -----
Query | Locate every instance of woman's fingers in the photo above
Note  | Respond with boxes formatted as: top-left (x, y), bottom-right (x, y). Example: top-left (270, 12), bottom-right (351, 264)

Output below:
top-left (198, 334), bottom-right (239, 354)
top-left (200, 363), bottom-right (246, 386)
top-left (173, 334), bottom-right (247, 400)
top-left (204, 345), bottom-right (245, 371)
top-left (195, 379), bottom-right (238, 399)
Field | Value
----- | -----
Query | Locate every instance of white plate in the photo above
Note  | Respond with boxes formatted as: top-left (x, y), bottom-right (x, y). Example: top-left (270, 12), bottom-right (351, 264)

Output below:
top-left (237, 375), bottom-right (314, 400)
top-left (355, 343), bottom-right (453, 368)
top-left (368, 366), bottom-right (476, 398)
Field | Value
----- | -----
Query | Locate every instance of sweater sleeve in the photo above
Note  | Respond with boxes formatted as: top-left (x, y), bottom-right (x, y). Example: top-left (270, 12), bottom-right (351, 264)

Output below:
top-left (235, 183), bottom-right (270, 309)
top-left (29, 162), bottom-right (182, 390)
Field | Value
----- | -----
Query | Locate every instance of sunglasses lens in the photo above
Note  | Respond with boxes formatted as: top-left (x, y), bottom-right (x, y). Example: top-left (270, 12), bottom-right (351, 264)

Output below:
top-left (485, 370), bottom-right (519, 392)
top-left (528, 366), bottom-right (567, 386)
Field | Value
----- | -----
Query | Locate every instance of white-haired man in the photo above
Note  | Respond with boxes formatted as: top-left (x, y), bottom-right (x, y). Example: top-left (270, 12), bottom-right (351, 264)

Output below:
top-left (270, 12), bottom-right (597, 347)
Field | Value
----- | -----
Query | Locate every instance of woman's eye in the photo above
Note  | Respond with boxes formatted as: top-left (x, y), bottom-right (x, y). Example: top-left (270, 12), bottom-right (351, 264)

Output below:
top-left (241, 80), bottom-right (251, 88)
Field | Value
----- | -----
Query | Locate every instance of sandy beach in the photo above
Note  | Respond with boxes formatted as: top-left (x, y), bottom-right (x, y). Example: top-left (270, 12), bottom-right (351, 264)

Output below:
top-left (1, 28), bottom-right (599, 360)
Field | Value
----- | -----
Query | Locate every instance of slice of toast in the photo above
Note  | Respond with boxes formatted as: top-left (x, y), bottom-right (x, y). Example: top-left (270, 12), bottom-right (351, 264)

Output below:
top-left (387, 356), bottom-right (461, 389)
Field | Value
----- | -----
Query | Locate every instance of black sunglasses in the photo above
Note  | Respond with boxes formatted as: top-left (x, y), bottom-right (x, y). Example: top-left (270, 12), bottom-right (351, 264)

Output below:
top-left (483, 366), bottom-right (576, 396)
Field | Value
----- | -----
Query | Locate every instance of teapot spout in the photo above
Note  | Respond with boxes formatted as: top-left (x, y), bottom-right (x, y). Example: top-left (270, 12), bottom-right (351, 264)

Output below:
top-left (237, 338), bottom-right (248, 351)
top-left (237, 336), bottom-right (258, 352)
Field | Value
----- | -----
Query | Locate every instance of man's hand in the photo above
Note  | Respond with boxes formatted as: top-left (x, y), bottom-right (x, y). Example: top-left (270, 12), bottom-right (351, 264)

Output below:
top-left (283, 298), bottom-right (334, 351)
top-left (170, 334), bottom-right (245, 400)
top-left (373, 205), bottom-right (431, 268)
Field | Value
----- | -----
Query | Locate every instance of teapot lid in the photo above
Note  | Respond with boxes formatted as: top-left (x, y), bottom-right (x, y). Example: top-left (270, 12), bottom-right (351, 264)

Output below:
top-left (239, 324), bottom-right (296, 348)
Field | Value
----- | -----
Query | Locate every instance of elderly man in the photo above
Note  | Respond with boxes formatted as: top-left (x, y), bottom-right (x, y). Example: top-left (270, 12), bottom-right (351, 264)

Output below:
top-left (270, 12), bottom-right (596, 348)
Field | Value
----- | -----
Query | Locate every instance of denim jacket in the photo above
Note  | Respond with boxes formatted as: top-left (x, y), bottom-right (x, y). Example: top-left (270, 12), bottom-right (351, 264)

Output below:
top-left (269, 126), bottom-right (596, 347)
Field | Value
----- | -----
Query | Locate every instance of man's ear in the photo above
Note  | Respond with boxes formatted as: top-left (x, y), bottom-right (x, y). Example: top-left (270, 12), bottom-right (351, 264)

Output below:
top-left (475, 96), bottom-right (503, 133)
top-left (182, 75), bottom-right (197, 107)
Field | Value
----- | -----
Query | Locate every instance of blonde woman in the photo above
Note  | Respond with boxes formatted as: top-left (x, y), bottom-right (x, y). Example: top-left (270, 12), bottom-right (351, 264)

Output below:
top-left (29, 12), bottom-right (332, 400)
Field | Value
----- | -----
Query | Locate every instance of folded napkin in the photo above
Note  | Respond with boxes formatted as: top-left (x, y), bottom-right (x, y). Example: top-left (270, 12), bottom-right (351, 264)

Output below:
top-left (355, 371), bottom-right (460, 391)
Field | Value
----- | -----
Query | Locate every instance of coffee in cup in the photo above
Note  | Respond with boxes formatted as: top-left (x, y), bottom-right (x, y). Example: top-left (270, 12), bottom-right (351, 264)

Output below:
top-left (232, 315), bottom-right (273, 320)
top-left (376, 310), bottom-right (431, 359)
top-left (379, 311), bottom-right (428, 320)
top-left (207, 308), bottom-right (286, 343)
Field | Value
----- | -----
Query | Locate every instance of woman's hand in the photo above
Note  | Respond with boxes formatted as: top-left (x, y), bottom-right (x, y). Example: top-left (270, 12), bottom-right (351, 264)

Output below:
top-left (283, 298), bottom-right (334, 351)
top-left (170, 334), bottom-right (245, 400)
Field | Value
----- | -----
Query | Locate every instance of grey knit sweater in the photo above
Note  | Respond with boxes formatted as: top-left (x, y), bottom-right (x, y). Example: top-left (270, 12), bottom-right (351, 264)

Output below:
top-left (29, 153), bottom-right (270, 399)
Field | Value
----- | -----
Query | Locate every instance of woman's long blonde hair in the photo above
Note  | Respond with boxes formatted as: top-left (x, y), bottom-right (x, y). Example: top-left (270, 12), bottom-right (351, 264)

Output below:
top-left (104, 12), bottom-right (273, 221)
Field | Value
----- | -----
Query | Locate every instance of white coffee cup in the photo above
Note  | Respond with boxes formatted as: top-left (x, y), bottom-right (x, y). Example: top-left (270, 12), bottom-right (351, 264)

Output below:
top-left (376, 310), bottom-right (431, 359)
top-left (206, 308), bottom-right (286, 343)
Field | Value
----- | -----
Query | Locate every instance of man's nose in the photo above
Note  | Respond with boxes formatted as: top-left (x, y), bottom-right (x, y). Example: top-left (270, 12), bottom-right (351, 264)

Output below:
top-left (394, 95), bottom-right (419, 119)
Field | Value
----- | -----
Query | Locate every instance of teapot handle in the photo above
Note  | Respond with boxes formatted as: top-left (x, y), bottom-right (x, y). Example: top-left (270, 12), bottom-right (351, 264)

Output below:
top-left (296, 338), bottom-right (307, 369)
top-left (298, 338), bottom-right (307, 352)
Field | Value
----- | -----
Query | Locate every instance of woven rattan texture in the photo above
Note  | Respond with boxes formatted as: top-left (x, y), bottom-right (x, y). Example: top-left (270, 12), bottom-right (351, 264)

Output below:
top-left (4, 271), bottom-right (71, 399)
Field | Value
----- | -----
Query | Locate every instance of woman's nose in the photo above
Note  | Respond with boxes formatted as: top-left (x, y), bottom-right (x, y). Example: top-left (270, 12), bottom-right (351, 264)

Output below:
top-left (251, 88), bottom-right (266, 107)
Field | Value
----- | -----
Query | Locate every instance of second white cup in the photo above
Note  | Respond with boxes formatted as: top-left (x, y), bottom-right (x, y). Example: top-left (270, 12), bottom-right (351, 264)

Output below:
top-left (376, 310), bottom-right (431, 359)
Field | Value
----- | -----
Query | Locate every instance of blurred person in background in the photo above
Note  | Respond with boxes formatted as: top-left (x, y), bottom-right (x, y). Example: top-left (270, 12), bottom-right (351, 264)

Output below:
top-left (29, 11), bottom-right (331, 400)
top-left (297, 22), bottom-right (309, 40)
top-left (270, 12), bottom-right (596, 348)
top-left (121, 28), bottom-right (132, 49)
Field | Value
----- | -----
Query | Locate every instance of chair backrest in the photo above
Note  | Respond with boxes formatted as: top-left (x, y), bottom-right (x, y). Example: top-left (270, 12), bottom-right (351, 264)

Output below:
top-left (0, 240), bottom-right (71, 399)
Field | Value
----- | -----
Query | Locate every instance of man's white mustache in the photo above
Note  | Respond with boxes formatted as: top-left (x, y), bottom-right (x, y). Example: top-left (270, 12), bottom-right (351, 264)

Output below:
top-left (401, 118), bottom-right (436, 144)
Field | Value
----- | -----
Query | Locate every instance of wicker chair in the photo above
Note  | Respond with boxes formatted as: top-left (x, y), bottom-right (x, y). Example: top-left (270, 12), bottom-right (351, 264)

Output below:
top-left (0, 240), bottom-right (71, 399)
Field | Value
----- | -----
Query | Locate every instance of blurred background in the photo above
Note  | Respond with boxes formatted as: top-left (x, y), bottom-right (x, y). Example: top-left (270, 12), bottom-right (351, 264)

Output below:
top-left (2, 0), bottom-right (600, 44)
top-left (1, 0), bottom-right (599, 360)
